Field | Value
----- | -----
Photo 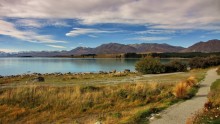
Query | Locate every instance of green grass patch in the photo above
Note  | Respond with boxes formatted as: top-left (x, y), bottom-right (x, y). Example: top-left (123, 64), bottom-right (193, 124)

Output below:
top-left (211, 79), bottom-right (220, 90)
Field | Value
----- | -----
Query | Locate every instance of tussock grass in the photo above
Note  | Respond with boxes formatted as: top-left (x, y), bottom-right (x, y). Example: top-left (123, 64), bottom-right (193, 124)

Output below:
top-left (173, 82), bottom-right (189, 99)
top-left (0, 82), bottom-right (177, 123)
top-left (0, 69), bottom-right (207, 123)
top-left (173, 76), bottom-right (198, 99)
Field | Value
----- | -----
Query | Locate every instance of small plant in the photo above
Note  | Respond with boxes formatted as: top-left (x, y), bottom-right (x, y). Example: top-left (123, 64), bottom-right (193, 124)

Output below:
top-left (173, 82), bottom-right (189, 99)
top-left (185, 76), bottom-right (197, 87)
top-left (112, 112), bottom-right (122, 118)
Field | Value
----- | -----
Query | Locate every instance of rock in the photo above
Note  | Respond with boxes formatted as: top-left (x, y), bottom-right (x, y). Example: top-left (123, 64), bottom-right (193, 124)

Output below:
top-left (124, 69), bottom-right (130, 73)
top-left (99, 71), bottom-right (108, 74)
top-left (33, 77), bottom-right (45, 82)
top-left (111, 69), bottom-right (116, 73)
top-left (94, 121), bottom-right (102, 124)
top-left (149, 116), bottom-right (155, 120)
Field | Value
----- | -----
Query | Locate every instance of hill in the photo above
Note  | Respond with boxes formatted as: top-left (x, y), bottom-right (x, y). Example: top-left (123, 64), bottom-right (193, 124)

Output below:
top-left (182, 39), bottom-right (220, 52)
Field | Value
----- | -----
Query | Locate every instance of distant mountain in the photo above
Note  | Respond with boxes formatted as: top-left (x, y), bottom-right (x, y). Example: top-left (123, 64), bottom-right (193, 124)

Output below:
top-left (4, 39), bottom-right (220, 57)
top-left (94, 43), bottom-right (137, 54)
top-left (67, 43), bottom-right (183, 55)
top-left (0, 51), bottom-right (9, 57)
top-left (182, 39), bottom-right (220, 52)
top-left (67, 47), bottom-right (94, 55)
top-left (129, 43), bottom-right (184, 53)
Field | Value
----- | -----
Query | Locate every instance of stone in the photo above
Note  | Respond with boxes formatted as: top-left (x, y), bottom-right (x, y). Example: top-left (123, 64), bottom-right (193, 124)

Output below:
top-left (124, 69), bottom-right (130, 73)
top-left (94, 121), bottom-right (102, 124)
top-left (33, 76), bottom-right (45, 82)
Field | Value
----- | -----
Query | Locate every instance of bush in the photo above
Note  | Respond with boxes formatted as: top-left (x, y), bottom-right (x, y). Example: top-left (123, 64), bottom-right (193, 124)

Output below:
top-left (164, 60), bottom-right (187, 73)
top-left (135, 56), bottom-right (165, 74)
top-left (189, 56), bottom-right (220, 69)
top-left (185, 76), bottom-right (197, 87)
top-left (173, 82), bottom-right (189, 99)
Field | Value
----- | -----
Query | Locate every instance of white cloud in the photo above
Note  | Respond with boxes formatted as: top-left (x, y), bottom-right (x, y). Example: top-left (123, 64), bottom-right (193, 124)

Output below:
top-left (66, 28), bottom-right (119, 37)
top-left (15, 19), bottom-right (43, 28)
top-left (0, 0), bottom-right (219, 30)
top-left (88, 35), bottom-right (98, 38)
top-left (0, 19), bottom-right (66, 43)
top-left (0, 48), bottom-right (18, 53)
top-left (15, 19), bottom-right (70, 28)
top-left (129, 36), bottom-right (171, 41)
top-left (47, 45), bottom-right (66, 49)
top-left (136, 30), bottom-right (176, 35)
top-left (209, 30), bottom-right (220, 34)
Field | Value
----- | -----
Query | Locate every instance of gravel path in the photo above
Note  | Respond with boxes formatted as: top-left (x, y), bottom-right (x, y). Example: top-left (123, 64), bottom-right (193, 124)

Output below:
top-left (150, 68), bottom-right (220, 124)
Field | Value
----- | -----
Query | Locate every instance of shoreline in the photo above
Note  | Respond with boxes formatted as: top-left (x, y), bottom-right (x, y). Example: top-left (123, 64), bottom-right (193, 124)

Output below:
top-left (0, 69), bottom-right (136, 78)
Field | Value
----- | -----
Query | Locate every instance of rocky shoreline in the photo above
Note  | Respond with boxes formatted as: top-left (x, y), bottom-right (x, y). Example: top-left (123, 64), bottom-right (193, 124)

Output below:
top-left (0, 69), bottom-right (136, 80)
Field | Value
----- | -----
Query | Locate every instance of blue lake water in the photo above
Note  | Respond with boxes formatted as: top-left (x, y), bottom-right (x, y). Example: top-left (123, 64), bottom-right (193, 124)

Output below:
top-left (0, 57), bottom-right (175, 76)
top-left (0, 58), bottom-right (140, 76)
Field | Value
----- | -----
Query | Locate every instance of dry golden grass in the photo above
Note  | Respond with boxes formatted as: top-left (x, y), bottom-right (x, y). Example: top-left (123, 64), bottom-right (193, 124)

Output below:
top-left (185, 76), bottom-right (197, 87)
top-left (0, 82), bottom-right (176, 123)
top-left (173, 82), bottom-right (189, 99)
top-left (0, 69), bottom-right (206, 124)
top-left (173, 76), bottom-right (198, 99)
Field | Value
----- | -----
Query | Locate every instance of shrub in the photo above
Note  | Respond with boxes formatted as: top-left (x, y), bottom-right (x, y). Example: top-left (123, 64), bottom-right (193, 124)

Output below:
top-left (185, 76), bottom-right (197, 87)
top-left (165, 60), bottom-right (187, 73)
top-left (173, 82), bottom-right (189, 99)
top-left (189, 56), bottom-right (220, 69)
top-left (135, 56), bottom-right (165, 74)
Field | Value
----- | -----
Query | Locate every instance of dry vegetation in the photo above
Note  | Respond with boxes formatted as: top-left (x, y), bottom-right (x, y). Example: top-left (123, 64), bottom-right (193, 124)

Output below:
top-left (187, 67), bottom-right (220, 124)
top-left (173, 76), bottom-right (198, 99)
top-left (0, 69), bottom-right (206, 124)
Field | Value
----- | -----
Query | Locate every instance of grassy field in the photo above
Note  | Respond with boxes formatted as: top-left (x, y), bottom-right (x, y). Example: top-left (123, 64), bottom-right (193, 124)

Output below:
top-left (0, 69), bottom-right (207, 124)
top-left (189, 67), bottom-right (220, 124)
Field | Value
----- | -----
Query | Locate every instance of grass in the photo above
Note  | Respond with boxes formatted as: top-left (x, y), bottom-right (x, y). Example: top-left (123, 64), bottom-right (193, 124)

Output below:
top-left (188, 67), bottom-right (220, 124)
top-left (0, 69), bottom-right (207, 124)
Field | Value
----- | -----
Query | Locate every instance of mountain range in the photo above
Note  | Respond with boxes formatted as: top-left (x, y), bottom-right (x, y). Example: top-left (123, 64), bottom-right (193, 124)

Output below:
top-left (1, 39), bottom-right (220, 57)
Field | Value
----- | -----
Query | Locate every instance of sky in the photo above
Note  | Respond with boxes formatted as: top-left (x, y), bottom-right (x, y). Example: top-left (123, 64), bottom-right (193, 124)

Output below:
top-left (0, 0), bottom-right (220, 52)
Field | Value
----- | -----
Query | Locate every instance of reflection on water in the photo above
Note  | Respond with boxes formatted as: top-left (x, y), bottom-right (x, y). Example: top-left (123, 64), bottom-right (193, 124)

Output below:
top-left (0, 57), bottom-right (187, 76)
top-left (0, 58), bottom-right (139, 76)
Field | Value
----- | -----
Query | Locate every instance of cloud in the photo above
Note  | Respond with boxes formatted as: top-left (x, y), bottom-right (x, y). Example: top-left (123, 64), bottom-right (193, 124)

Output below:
top-left (209, 30), bottom-right (220, 34)
top-left (136, 30), bottom-right (176, 35)
top-left (0, 0), bottom-right (219, 30)
top-left (0, 19), bottom-right (66, 43)
top-left (15, 19), bottom-right (70, 28)
top-left (0, 48), bottom-right (18, 53)
top-left (129, 36), bottom-right (171, 41)
top-left (47, 45), bottom-right (66, 49)
top-left (66, 28), bottom-right (119, 37)
top-left (15, 19), bottom-right (43, 28)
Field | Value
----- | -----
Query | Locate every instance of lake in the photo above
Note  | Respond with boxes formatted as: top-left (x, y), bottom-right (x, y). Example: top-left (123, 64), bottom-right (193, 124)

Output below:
top-left (0, 57), bottom-right (175, 76)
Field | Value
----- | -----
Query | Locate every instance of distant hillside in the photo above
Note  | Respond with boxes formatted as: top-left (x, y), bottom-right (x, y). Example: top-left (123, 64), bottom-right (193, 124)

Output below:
top-left (182, 39), bottom-right (220, 52)
top-left (63, 43), bottom-right (184, 56)
top-left (3, 39), bottom-right (220, 57)
top-left (94, 43), bottom-right (137, 54)
top-left (67, 47), bottom-right (93, 55)
top-left (0, 51), bottom-right (9, 57)
top-left (129, 43), bottom-right (184, 53)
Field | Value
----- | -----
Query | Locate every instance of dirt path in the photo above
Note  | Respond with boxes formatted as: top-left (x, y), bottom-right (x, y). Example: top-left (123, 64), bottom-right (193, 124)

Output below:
top-left (150, 68), bottom-right (220, 124)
